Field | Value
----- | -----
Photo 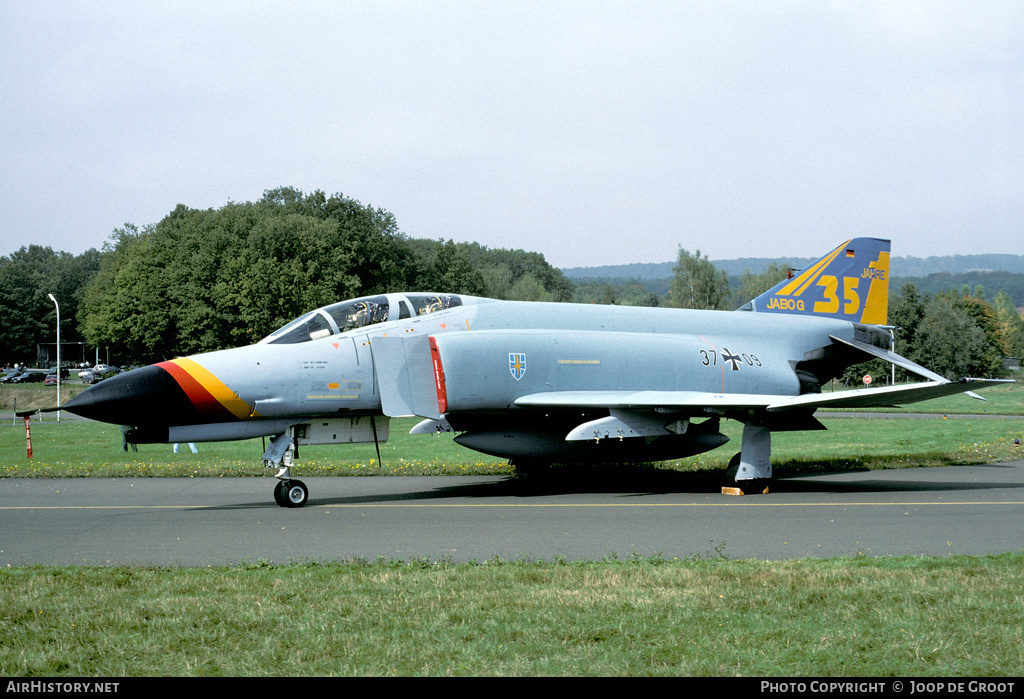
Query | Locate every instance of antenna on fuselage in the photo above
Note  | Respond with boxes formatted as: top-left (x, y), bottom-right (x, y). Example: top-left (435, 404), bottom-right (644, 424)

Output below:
top-left (371, 415), bottom-right (383, 468)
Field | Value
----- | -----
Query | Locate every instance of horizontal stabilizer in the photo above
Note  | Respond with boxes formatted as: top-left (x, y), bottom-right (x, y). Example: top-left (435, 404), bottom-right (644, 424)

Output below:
top-left (829, 334), bottom-right (943, 382)
top-left (828, 334), bottom-right (994, 400)
top-left (765, 378), bottom-right (1012, 411)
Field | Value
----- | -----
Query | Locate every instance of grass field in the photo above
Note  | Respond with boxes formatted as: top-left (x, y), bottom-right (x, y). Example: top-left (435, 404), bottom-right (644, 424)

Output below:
top-left (2, 382), bottom-right (1022, 677)
top-left (2, 554), bottom-right (1022, 676)
top-left (3, 389), bottom-right (1023, 478)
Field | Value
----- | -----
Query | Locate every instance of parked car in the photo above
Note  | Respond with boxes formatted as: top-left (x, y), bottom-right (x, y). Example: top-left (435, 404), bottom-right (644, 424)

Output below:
top-left (10, 370), bottom-right (47, 383)
top-left (77, 364), bottom-right (109, 379)
top-left (0, 369), bottom-right (22, 384)
top-left (44, 367), bottom-right (70, 385)
top-left (81, 365), bottom-right (119, 384)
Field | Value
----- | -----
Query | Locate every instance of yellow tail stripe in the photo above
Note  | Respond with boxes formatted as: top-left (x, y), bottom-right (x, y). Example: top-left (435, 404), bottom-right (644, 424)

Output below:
top-left (860, 252), bottom-right (890, 325)
top-left (774, 240), bottom-right (852, 297)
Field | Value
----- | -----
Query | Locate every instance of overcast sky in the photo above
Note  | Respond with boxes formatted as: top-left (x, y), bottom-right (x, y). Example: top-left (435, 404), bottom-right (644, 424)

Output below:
top-left (2, 1), bottom-right (1021, 269)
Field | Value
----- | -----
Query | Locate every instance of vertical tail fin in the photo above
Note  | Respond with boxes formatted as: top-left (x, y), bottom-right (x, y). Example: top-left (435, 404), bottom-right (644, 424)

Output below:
top-left (741, 238), bottom-right (890, 325)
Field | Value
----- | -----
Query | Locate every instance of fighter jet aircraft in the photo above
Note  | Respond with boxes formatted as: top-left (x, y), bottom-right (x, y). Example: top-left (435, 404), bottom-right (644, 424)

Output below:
top-left (58, 238), bottom-right (1009, 506)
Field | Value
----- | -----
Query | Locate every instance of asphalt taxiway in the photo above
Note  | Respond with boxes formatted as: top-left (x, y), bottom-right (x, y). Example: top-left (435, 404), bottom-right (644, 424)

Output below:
top-left (2, 460), bottom-right (1022, 566)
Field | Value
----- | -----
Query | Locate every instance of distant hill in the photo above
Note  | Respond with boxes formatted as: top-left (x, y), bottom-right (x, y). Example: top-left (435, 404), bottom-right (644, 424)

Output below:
top-left (563, 253), bottom-right (1024, 280)
top-left (562, 261), bottom-right (676, 281)
top-left (563, 253), bottom-right (1024, 306)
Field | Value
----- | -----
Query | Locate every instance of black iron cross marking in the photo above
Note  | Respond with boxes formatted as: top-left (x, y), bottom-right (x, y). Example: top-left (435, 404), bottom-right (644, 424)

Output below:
top-left (721, 348), bottom-right (742, 371)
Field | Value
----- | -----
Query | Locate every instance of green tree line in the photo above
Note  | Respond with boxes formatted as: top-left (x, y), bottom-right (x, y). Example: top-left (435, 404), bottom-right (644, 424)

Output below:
top-left (0, 245), bottom-right (101, 367)
top-left (584, 246), bottom-right (1023, 382)
top-left (2, 191), bottom-right (1021, 382)
top-left (1, 188), bottom-right (576, 365)
top-left (658, 246), bottom-right (1024, 381)
top-left (854, 282), bottom-right (1024, 383)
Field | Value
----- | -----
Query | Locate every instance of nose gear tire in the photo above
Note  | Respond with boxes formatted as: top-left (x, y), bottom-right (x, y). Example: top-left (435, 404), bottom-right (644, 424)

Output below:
top-left (274, 479), bottom-right (309, 508)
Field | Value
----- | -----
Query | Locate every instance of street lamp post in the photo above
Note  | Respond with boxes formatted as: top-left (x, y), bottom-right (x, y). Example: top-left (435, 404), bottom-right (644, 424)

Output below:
top-left (47, 293), bottom-right (60, 422)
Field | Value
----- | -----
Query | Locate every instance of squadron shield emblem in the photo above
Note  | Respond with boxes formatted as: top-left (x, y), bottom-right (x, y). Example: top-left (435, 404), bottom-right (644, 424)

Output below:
top-left (509, 353), bottom-right (526, 381)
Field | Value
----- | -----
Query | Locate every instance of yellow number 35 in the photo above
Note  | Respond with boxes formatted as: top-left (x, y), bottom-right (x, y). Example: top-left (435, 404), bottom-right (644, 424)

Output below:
top-left (814, 275), bottom-right (861, 316)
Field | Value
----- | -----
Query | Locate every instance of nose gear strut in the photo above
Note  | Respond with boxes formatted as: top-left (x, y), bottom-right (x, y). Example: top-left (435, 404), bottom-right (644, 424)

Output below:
top-left (264, 432), bottom-right (308, 508)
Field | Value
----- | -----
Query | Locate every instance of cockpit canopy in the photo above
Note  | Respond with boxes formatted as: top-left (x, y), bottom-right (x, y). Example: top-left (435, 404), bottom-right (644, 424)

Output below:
top-left (261, 293), bottom-right (467, 345)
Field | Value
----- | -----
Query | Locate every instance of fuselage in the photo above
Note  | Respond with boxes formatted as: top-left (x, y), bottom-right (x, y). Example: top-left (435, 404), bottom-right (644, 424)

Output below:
top-left (64, 292), bottom-right (884, 448)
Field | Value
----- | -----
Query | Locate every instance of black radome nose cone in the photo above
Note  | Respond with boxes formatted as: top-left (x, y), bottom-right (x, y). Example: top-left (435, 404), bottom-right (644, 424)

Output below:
top-left (62, 365), bottom-right (200, 427)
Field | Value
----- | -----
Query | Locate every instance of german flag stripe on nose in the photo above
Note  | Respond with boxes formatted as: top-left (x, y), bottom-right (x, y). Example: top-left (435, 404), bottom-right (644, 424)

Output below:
top-left (156, 358), bottom-right (256, 420)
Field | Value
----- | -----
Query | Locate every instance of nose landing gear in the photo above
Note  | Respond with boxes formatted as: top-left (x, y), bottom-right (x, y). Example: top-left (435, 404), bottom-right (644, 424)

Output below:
top-left (264, 432), bottom-right (309, 508)
top-left (273, 478), bottom-right (309, 508)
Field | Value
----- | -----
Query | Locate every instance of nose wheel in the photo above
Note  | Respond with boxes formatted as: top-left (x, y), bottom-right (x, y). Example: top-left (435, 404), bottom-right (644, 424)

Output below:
top-left (274, 479), bottom-right (309, 508)
top-left (264, 436), bottom-right (309, 507)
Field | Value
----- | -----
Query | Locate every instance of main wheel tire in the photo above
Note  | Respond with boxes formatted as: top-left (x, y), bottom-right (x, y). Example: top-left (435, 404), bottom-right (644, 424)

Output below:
top-left (725, 452), bottom-right (742, 482)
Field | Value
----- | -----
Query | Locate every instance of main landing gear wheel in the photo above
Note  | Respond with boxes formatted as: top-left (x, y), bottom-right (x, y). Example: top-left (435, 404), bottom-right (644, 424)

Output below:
top-left (725, 453), bottom-right (742, 482)
top-left (274, 479), bottom-right (309, 508)
top-left (725, 453), bottom-right (769, 495)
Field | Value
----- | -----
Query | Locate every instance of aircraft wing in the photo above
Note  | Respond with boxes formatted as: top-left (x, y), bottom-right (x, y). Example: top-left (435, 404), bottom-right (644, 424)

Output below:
top-left (514, 378), bottom-right (1012, 414)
